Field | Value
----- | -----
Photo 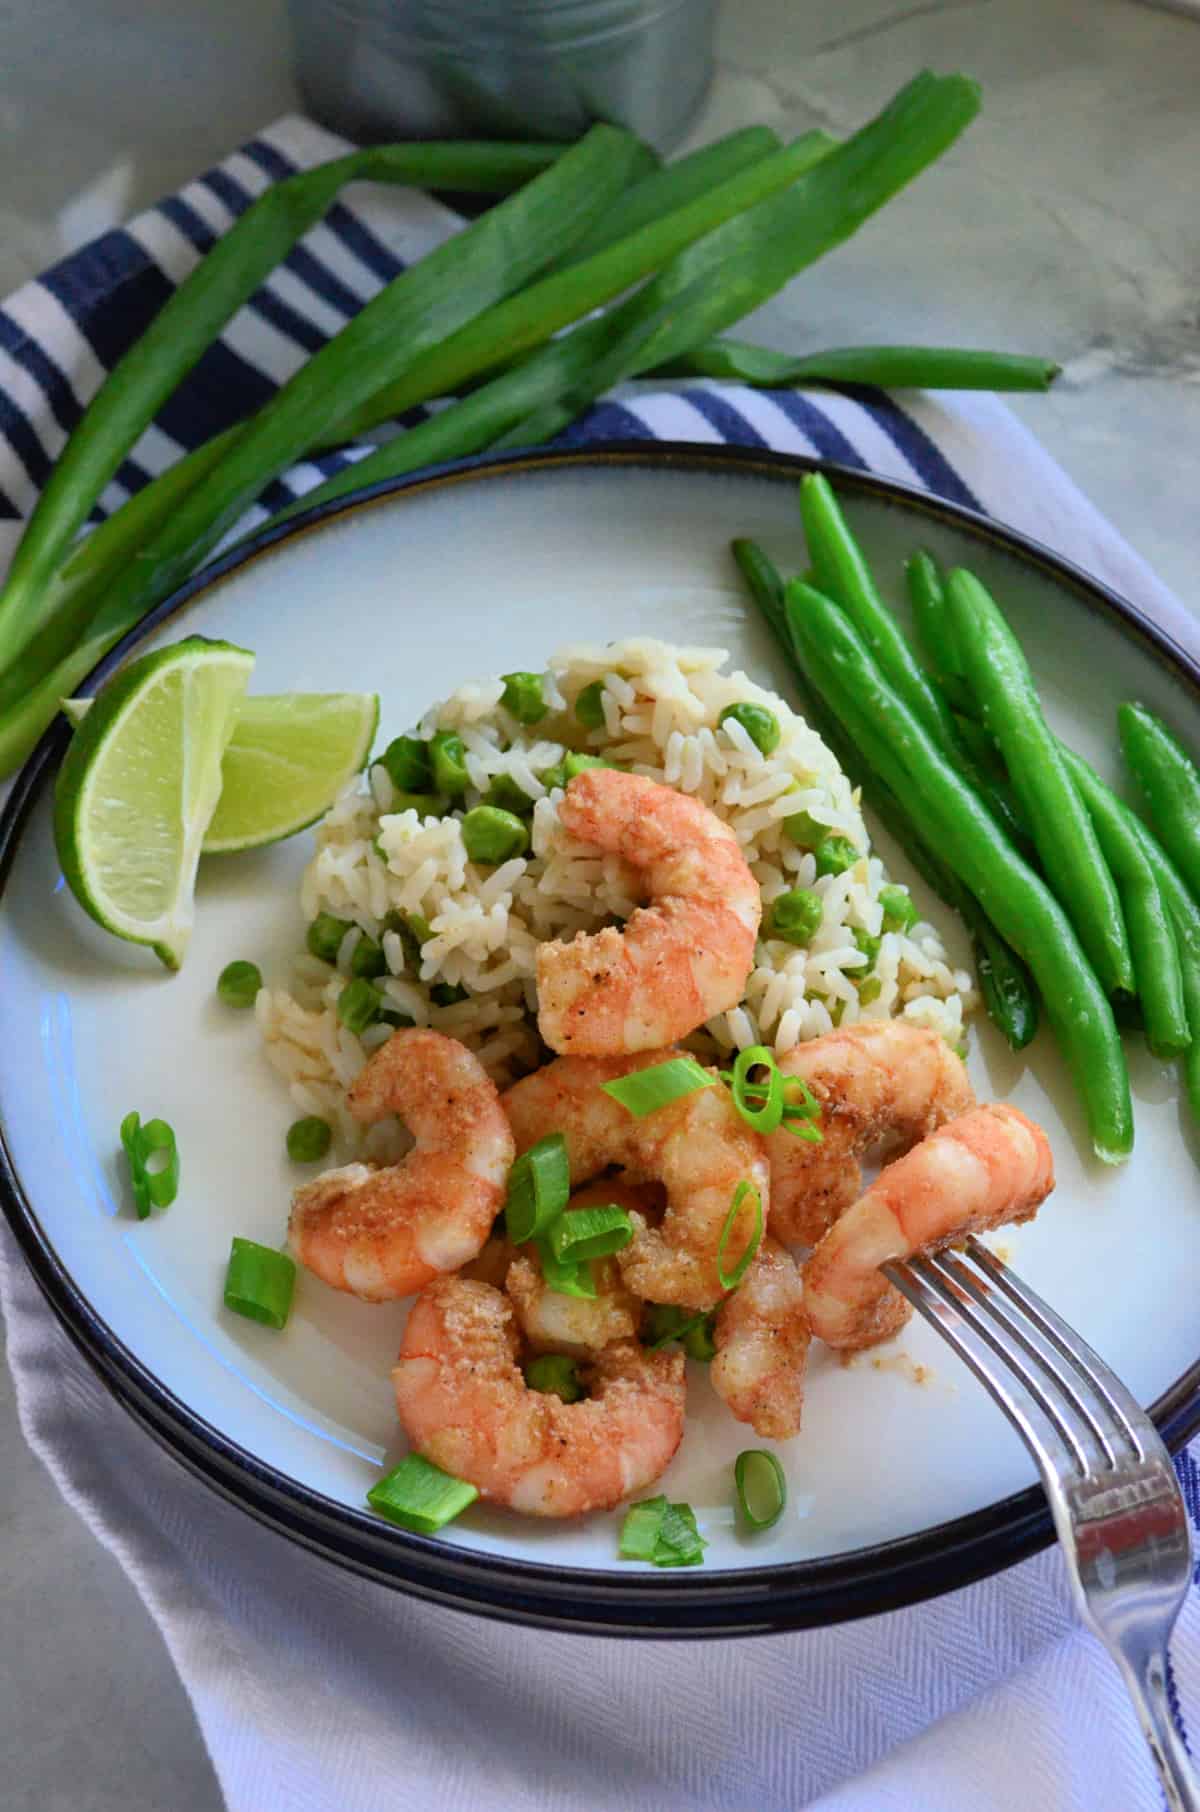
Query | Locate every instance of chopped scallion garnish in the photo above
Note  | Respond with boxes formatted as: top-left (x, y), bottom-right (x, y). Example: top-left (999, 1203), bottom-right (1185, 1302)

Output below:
top-left (644, 1304), bottom-right (717, 1360)
top-left (505, 1133), bottom-right (571, 1243)
top-left (618, 1495), bottom-right (707, 1566)
top-left (120, 1110), bottom-right (180, 1219)
top-left (536, 1237), bottom-right (597, 1300)
top-left (223, 1237), bottom-right (296, 1329)
top-left (618, 1495), bottom-right (668, 1560)
top-left (728, 1043), bottom-right (785, 1133)
top-left (547, 1204), bottom-right (633, 1264)
top-left (367, 1452), bottom-right (479, 1533)
top-left (716, 1180), bottom-right (763, 1292)
top-left (734, 1449), bottom-right (787, 1530)
top-left (601, 1055), bottom-right (715, 1118)
top-left (524, 1353), bottom-right (585, 1403)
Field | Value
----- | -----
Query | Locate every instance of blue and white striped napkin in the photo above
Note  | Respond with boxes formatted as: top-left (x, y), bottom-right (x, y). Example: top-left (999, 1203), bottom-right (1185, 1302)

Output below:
top-left (2, 114), bottom-right (1199, 1812)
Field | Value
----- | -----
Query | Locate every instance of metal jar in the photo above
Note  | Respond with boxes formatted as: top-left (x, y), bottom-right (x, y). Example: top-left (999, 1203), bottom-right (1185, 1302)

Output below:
top-left (286, 0), bottom-right (718, 152)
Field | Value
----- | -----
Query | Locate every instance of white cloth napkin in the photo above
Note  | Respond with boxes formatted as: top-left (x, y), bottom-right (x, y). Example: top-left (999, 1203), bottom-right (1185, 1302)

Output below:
top-left (2, 114), bottom-right (1199, 1812)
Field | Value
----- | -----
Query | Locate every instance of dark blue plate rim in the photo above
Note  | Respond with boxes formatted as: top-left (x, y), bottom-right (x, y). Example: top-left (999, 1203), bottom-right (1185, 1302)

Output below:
top-left (4, 440), bottom-right (1199, 1637)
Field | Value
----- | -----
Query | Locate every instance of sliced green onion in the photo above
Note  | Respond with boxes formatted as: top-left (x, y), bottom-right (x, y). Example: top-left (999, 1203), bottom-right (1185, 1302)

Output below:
top-left (601, 1056), bottom-right (715, 1118)
top-left (547, 1205), bottom-right (634, 1264)
top-left (618, 1494), bottom-right (668, 1560)
top-left (120, 1111), bottom-right (180, 1220)
top-left (645, 1304), bottom-right (717, 1360)
top-left (500, 671), bottom-right (548, 725)
top-left (727, 1044), bottom-right (785, 1133)
top-left (307, 912), bottom-right (353, 964)
top-left (216, 959), bottom-right (262, 1008)
top-left (286, 1116), bottom-right (332, 1163)
top-left (717, 1181), bottom-right (763, 1292)
top-left (574, 680), bottom-right (606, 729)
top-left (367, 1452), bottom-right (479, 1533)
top-left (524, 1354), bottom-right (585, 1403)
top-left (652, 1502), bottom-right (708, 1568)
top-left (535, 1238), bottom-right (597, 1300)
top-left (734, 1449), bottom-right (787, 1530)
top-left (505, 1133), bottom-right (571, 1243)
top-left (223, 1237), bottom-right (296, 1329)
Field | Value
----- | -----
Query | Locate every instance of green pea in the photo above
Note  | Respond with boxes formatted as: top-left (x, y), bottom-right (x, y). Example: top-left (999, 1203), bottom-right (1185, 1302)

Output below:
top-left (461, 806), bottom-right (529, 865)
top-left (286, 1116), bottom-right (332, 1163)
top-left (815, 835), bottom-right (860, 878)
top-left (719, 701), bottom-right (781, 755)
top-left (879, 884), bottom-right (918, 933)
top-left (574, 681), bottom-right (606, 730)
top-left (852, 928), bottom-right (882, 970)
top-left (828, 997), bottom-right (847, 1027)
top-left (429, 730), bottom-right (469, 797)
top-left (380, 1009), bottom-right (416, 1030)
top-left (337, 978), bottom-right (383, 1035)
top-left (858, 976), bottom-right (883, 1005)
top-left (524, 1354), bottom-right (584, 1403)
top-left (485, 773), bottom-right (536, 815)
top-left (382, 911), bottom-right (432, 975)
top-left (393, 791), bottom-right (443, 817)
top-left (563, 752), bottom-right (614, 780)
top-left (349, 934), bottom-right (387, 980)
top-left (306, 912), bottom-right (353, 965)
top-left (538, 761), bottom-right (567, 792)
top-left (431, 982), bottom-right (469, 1007)
top-left (682, 1314), bottom-right (717, 1363)
top-left (217, 959), bottom-right (262, 1008)
top-left (782, 809), bottom-right (827, 849)
top-left (500, 671), bottom-right (548, 725)
top-left (381, 734), bottom-right (432, 793)
top-left (766, 889), bottom-right (823, 946)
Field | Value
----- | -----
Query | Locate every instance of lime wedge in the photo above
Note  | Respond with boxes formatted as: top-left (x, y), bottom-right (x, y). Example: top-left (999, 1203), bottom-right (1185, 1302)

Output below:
top-left (54, 637), bottom-right (254, 969)
top-left (202, 691), bottom-right (379, 853)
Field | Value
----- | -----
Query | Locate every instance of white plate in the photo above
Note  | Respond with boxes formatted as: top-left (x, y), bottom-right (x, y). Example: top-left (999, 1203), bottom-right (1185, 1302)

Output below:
top-left (4, 445), bottom-right (1199, 1635)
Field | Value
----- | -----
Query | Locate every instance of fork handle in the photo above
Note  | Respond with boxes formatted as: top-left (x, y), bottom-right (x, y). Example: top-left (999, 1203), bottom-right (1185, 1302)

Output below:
top-left (1116, 1649), bottom-right (1200, 1812)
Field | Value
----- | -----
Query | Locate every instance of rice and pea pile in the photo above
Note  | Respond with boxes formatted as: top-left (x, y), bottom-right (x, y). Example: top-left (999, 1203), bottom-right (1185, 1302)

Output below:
top-left (257, 638), bottom-right (976, 1157)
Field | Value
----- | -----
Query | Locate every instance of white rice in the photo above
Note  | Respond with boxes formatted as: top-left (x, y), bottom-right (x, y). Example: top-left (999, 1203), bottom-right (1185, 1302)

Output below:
top-left (259, 638), bottom-right (976, 1153)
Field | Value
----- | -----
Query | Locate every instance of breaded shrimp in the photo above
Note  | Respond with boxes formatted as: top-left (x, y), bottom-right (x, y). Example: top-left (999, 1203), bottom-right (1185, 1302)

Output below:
top-left (392, 1277), bottom-right (686, 1516)
top-left (803, 1102), bottom-right (1054, 1351)
top-left (505, 1180), bottom-right (651, 1356)
top-left (767, 1022), bottom-right (975, 1247)
top-left (289, 1029), bottom-right (514, 1301)
top-left (503, 1050), bottom-right (769, 1310)
top-left (537, 769), bottom-right (761, 1055)
top-left (711, 1238), bottom-right (810, 1440)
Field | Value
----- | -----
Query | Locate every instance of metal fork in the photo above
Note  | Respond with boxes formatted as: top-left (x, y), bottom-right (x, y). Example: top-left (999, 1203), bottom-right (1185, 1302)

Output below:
top-left (884, 1237), bottom-right (1200, 1812)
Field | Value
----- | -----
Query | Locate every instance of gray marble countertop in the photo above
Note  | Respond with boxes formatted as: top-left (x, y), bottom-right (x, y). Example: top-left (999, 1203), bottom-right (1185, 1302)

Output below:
top-left (2, 2), bottom-right (1198, 1806)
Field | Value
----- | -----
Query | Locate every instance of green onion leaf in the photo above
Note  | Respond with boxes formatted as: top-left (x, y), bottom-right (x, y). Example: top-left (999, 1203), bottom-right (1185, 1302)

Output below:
top-left (734, 1449), bottom-right (787, 1530)
top-left (547, 1204), bottom-right (634, 1264)
top-left (367, 1452), bottom-right (479, 1533)
top-left (505, 1133), bottom-right (571, 1244)
top-left (727, 1044), bottom-right (785, 1133)
top-left (524, 1354), bottom-right (585, 1403)
top-left (223, 1237), bottom-right (296, 1329)
top-left (120, 1110), bottom-right (180, 1220)
top-left (601, 1056), bottom-right (715, 1118)
top-left (535, 1237), bottom-right (597, 1300)
top-left (618, 1494), bottom-right (668, 1560)
top-left (652, 1502), bottom-right (708, 1567)
top-left (644, 1304), bottom-right (717, 1361)
top-left (717, 1181), bottom-right (763, 1293)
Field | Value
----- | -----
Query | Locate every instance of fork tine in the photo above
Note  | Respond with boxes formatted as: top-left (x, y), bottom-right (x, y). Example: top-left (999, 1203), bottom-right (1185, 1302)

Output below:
top-left (884, 1256), bottom-right (1088, 1483)
top-left (930, 1249), bottom-right (1126, 1469)
top-left (966, 1237), bottom-right (1153, 1462)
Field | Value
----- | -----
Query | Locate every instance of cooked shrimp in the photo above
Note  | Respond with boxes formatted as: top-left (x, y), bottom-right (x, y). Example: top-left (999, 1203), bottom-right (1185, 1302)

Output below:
top-left (289, 1029), bottom-right (514, 1301)
top-left (803, 1102), bottom-right (1054, 1351)
top-left (503, 1050), bottom-right (769, 1310)
top-left (505, 1180), bottom-right (651, 1356)
top-left (536, 769), bottom-right (761, 1055)
top-left (392, 1277), bottom-right (686, 1516)
top-left (767, 1022), bottom-right (975, 1247)
top-left (711, 1238), bottom-right (810, 1440)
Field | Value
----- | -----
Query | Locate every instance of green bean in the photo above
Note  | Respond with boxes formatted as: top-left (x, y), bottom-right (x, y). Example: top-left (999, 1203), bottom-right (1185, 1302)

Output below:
top-left (905, 549), bottom-right (971, 709)
top-left (783, 578), bottom-right (1130, 1160)
top-left (1059, 747), bottom-right (1188, 1056)
top-left (733, 536), bottom-right (1038, 1050)
top-left (944, 568), bottom-right (1133, 998)
top-left (1123, 813), bottom-right (1200, 1123)
top-left (798, 475), bottom-right (1026, 846)
top-left (655, 340), bottom-right (1061, 392)
top-left (0, 139), bottom-right (566, 665)
top-left (1118, 701), bottom-right (1200, 907)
